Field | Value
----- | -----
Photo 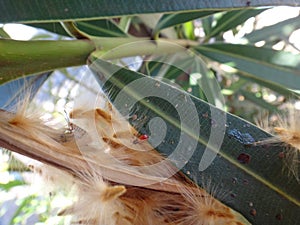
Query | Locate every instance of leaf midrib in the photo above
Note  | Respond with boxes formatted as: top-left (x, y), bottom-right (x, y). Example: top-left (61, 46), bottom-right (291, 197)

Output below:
top-left (107, 64), bottom-right (300, 207)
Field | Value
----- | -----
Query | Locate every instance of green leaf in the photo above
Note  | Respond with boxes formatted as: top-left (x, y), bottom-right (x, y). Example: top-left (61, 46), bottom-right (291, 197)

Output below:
top-left (27, 23), bottom-right (71, 37)
top-left (32, 20), bottom-right (127, 38)
top-left (75, 20), bottom-right (128, 37)
top-left (47, 19), bottom-right (128, 37)
top-left (89, 58), bottom-right (300, 225)
top-left (0, 26), bottom-right (10, 38)
top-left (118, 16), bottom-right (132, 33)
top-left (10, 195), bottom-right (35, 225)
top-left (201, 15), bottom-right (214, 36)
top-left (196, 69), bottom-right (225, 108)
top-left (195, 44), bottom-right (300, 90)
top-left (244, 16), bottom-right (300, 43)
top-left (0, 180), bottom-right (25, 191)
top-left (0, 1), bottom-right (298, 23)
top-left (144, 61), bottom-right (186, 80)
top-left (237, 72), bottom-right (300, 98)
top-left (239, 89), bottom-right (279, 112)
top-left (153, 11), bottom-right (218, 35)
top-left (182, 21), bottom-right (195, 40)
top-left (205, 8), bottom-right (267, 39)
top-left (222, 78), bottom-right (248, 95)
top-left (140, 55), bottom-right (221, 103)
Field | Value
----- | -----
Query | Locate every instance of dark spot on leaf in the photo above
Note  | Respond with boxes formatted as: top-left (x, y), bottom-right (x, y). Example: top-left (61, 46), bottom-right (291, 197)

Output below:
top-left (243, 179), bottom-right (249, 185)
top-left (278, 152), bottom-right (285, 159)
top-left (237, 153), bottom-right (251, 164)
top-left (262, 143), bottom-right (271, 149)
top-left (275, 213), bottom-right (283, 220)
top-left (202, 112), bottom-right (209, 118)
top-left (250, 208), bottom-right (257, 216)
top-left (131, 114), bottom-right (138, 121)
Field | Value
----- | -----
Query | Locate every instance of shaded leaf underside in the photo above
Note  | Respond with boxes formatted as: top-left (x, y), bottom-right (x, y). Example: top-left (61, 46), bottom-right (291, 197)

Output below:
top-left (0, 0), bottom-right (299, 23)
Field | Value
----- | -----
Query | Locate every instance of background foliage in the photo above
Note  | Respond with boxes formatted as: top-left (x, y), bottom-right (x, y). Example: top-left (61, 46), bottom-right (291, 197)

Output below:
top-left (0, 2), bottom-right (300, 225)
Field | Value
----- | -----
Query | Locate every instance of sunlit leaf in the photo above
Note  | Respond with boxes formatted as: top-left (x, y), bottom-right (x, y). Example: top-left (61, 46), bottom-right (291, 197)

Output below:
top-left (153, 11), bottom-right (218, 35)
top-left (239, 89), bottom-right (279, 112)
top-left (244, 16), bottom-right (300, 43)
top-left (10, 195), bottom-right (35, 225)
top-left (205, 9), bottom-right (266, 39)
top-left (195, 44), bottom-right (300, 90)
top-left (237, 72), bottom-right (300, 97)
top-left (0, 180), bottom-right (25, 191)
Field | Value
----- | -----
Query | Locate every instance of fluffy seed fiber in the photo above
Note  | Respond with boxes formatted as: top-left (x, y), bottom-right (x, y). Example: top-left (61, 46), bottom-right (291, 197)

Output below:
top-left (0, 99), bottom-right (250, 224)
top-left (256, 105), bottom-right (300, 182)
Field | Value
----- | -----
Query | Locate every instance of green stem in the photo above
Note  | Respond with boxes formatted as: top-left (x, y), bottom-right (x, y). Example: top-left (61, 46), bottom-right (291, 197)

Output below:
top-left (0, 39), bottom-right (95, 84)
top-left (0, 37), bottom-right (199, 84)
top-left (91, 37), bottom-right (199, 60)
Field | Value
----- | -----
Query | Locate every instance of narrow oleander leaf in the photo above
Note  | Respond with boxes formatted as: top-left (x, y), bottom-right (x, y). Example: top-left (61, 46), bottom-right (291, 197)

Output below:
top-left (89, 58), bottom-right (300, 225)
top-left (205, 9), bottom-right (267, 39)
top-left (239, 89), bottom-right (279, 112)
top-left (58, 20), bottom-right (128, 38)
top-left (118, 16), bottom-right (132, 33)
top-left (9, 195), bottom-right (35, 225)
top-left (0, 0), bottom-right (299, 23)
top-left (153, 11), bottom-right (219, 35)
top-left (222, 78), bottom-right (248, 95)
top-left (26, 22), bottom-right (71, 37)
top-left (236, 72), bottom-right (300, 98)
top-left (0, 180), bottom-right (25, 191)
top-left (201, 16), bottom-right (214, 36)
top-left (75, 20), bottom-right (128, 37)
top-left (195, 44), bottom-right (300, 90)
top-left (244, 16), bottom-right (300, 43)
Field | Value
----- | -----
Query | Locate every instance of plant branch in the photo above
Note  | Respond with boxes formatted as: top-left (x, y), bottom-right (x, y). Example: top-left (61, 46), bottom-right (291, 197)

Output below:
top-left (0, 37), bottom-right (199, 84)
top-left (0, 39), bottom-right (95, 84)
top-left (0, 109), bottom-right (193, 194)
